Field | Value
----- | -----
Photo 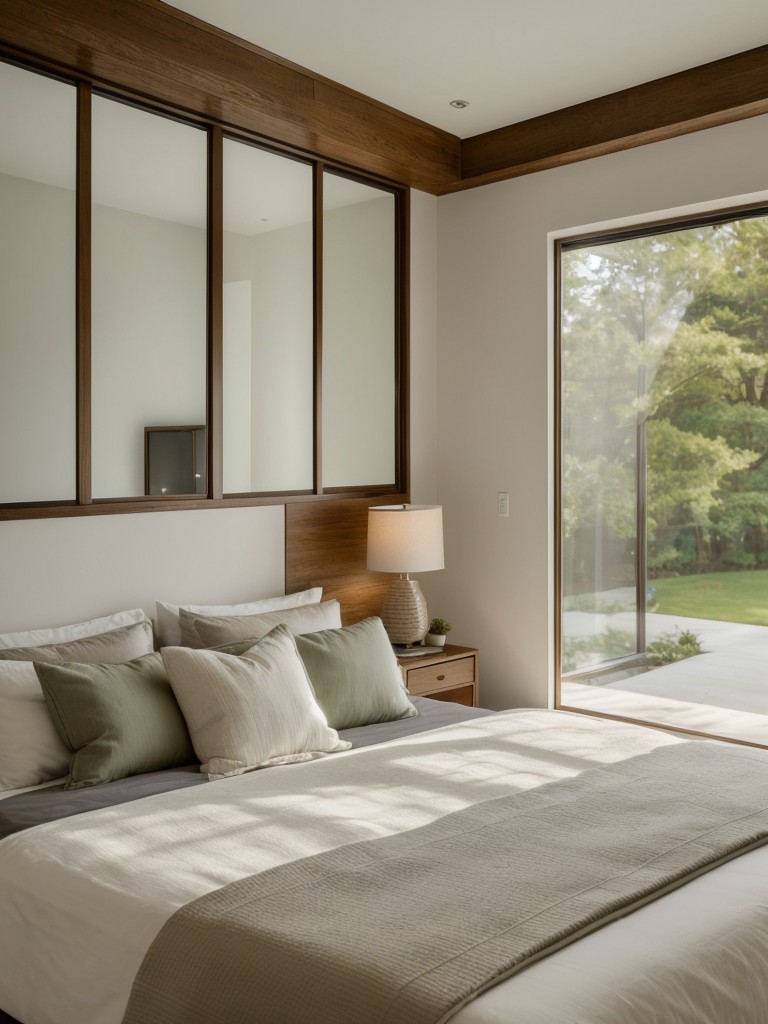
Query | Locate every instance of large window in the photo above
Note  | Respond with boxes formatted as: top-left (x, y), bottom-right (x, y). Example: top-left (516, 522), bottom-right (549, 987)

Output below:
top-left (0, 59), bottom-right (407, 517)
top-left (557, 207), bottom-right (768, 748)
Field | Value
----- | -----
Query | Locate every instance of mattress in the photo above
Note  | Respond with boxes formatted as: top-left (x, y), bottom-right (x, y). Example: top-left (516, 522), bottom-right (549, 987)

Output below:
top-left (1, 703), bottom-right (767, 1024)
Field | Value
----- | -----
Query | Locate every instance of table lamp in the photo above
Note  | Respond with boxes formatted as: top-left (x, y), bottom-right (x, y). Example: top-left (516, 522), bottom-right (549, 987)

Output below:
top-left (367, 504), bottom-right (444, 645)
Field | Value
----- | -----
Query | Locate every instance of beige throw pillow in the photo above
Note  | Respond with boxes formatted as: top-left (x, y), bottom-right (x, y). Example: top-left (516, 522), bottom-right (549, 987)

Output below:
top-left (155, 588), bottom-right (323, 648)
top-left (162, 625), bottom-right (351, 780)
top-left (186, 599), bottom-right (341, 648)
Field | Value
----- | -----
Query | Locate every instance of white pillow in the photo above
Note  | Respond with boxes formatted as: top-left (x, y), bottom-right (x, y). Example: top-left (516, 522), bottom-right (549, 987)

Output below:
top-left (162, 625), bottom-right (350, 780)
top-left (0, 609), bottom-right (155, 792)
top-left (155, 587), bottom-right (323, 648)
top-left (187, 599), bottom-right (342, 648)
top-left (0, 608), bottom-right (150, 650)
top-left (0, 662), bottom-right (70, 791)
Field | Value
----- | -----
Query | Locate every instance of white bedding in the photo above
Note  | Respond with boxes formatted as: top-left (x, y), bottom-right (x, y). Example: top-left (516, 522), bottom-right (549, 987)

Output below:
top-left (1, 709), bottom-right (767, 1024)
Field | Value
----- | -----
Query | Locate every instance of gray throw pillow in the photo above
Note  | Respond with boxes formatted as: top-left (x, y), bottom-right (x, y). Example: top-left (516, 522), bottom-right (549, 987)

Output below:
top-left (294, 617), bottom-right (417, 730)
top-left (0, 619), bottom-right (154, 664)
top-left (35, 653), bottom-right (196, 790)
top-left (185, 600), bottom-right (341, 648)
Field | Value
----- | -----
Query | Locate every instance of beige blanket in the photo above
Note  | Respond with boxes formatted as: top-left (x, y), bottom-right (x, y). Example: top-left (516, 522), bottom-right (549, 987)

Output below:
top-left (123, 734), bottom-right (768, 1024)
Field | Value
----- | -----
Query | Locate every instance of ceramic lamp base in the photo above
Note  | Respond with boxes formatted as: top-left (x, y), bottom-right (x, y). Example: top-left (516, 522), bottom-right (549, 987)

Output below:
top-left (380, 578), bottom-right (428, 645)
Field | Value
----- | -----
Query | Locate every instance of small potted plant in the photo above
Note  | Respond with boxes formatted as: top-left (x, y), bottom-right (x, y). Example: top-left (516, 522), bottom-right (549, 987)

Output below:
top-left (425, 617), bottom-right (451, 647)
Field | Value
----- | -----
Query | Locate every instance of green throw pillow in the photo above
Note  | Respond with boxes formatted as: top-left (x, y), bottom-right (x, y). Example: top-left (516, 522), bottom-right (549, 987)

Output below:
top-left (35, 653), bottom-right (196, 790)
top-left (294, 617), bottom-right (417, 730)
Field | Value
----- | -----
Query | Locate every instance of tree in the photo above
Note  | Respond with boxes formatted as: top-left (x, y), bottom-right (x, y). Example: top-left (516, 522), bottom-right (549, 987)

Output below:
top-left (562, 215), bottom-right (768, 586)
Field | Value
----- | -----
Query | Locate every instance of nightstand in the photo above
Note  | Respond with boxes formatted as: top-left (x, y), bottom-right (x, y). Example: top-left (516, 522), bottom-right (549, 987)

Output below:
top-left (397, 645), bottom-right (479, 707)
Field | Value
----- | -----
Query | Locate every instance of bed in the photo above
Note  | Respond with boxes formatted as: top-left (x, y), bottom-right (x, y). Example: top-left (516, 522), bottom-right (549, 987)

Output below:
top-left (1, 602), bottom-right (767, 1024)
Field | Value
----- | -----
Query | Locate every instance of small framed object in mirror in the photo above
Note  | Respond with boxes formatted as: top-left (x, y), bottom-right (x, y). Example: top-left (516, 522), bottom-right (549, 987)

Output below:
top-left (145, 425), bottom-right (206, 496)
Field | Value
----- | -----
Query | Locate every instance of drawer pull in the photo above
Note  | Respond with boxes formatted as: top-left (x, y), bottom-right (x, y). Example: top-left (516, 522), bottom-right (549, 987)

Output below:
top-left (437, 674), bottom-right (445, 681)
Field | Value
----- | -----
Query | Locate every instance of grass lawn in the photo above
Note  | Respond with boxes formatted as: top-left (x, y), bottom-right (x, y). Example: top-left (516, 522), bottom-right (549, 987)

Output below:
top-left (653, 569), bottom-right (768, 626)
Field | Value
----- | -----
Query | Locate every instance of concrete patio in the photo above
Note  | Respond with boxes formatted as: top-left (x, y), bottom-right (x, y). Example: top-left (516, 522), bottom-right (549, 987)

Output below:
top-left (562, 610), bottom-right (768, 745)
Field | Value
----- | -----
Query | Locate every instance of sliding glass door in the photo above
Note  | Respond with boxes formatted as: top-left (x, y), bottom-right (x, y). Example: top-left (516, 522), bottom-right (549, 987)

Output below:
top-left (558, 208), bottom-right (768, 747)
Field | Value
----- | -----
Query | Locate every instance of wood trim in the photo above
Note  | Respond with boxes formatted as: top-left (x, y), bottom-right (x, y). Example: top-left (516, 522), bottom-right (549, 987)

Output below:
top-left (456, 44), bottom-right (768, 194)
top-left (0, 489), bottom-right (408, 522)
top-left (2, 3), bottom-right (768, 196)
top-left (0, 0), bottom-right (459, 194)
top-left (313, 164), bottom-right (324, 494)
top-left (208, 125), bottom-right (224, 500)
top-left (76, 81), bottom-right (92, 504)
top-left (286, 497), bottom-right (407, 625)
top-left (397, 187), bottom-right (411, 494)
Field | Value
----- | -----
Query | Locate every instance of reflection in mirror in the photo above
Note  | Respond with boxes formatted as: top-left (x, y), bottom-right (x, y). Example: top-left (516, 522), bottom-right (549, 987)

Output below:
top-left (145, 425), bottom-right (206, 496)
top-left (322, 173), bottom-right (396, 488)
top-left (91, 97), bottom-right (208, 498)
top-left (0, 62), bottom-right (77, 503)
top-left (222, 141), bottom-right (313, 493)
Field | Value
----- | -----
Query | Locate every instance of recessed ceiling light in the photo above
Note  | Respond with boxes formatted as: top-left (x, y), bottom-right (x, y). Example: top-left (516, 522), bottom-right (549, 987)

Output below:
top-left (449, 99), bottom-right (470, 109)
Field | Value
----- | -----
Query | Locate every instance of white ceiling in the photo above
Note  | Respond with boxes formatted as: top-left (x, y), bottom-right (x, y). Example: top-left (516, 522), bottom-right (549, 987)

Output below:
top-left (164, 0), bottom-right (768, 138)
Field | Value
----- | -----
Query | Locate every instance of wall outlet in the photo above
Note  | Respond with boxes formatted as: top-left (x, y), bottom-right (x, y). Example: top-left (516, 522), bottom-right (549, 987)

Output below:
top-left (497, 491), bottom-right (510, 517)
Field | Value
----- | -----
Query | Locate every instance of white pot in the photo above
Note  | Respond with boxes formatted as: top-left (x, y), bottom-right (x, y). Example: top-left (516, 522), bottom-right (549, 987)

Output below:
top-left (424, 633), bottom-right (446, 647)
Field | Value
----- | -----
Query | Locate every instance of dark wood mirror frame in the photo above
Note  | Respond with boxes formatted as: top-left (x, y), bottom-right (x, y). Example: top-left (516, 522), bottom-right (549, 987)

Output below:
top-left (0, 50), bottom-right (410, 521)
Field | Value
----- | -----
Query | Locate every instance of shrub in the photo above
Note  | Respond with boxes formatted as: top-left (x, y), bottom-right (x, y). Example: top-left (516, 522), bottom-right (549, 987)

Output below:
top-left (646, 628), bottom-right (702, 666)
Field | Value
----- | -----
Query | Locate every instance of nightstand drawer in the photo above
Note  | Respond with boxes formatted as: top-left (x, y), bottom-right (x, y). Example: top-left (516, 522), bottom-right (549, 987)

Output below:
top-left (406, 656), bottom-right (476, 696)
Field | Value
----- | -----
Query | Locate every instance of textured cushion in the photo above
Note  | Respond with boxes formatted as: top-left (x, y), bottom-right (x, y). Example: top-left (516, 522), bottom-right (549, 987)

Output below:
top-left (0, 620), bottom-right (154, 664)
top-left (189, 599), bottom-right (341, 649)
top-left (162, 625), bottom-right (351, 780)
top-left (295, 617), bottom-right (417, 730)
top-left (35, 654), bottom-right (196, 790)
top-left (0, 610), bottom-right (156, 792)
top-left (0, 662), bottom-right (70, 790)
top-left (155, 588), bottom-right (323, 648)
top-left (0, 608), bottom-right (151, 651)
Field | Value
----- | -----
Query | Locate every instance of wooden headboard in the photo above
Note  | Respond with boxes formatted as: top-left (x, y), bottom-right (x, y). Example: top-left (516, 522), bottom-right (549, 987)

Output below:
top-left (285, 498), bottom-right (398, 625)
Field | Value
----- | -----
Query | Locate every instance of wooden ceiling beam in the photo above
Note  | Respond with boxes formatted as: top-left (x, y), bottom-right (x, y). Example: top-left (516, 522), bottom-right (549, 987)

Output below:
top-left (1, 1), bottom-right (767, 195)
top-left (454, 44), bottom-right (768, 194)
top-left (0, 0), bottom-right (460, 194)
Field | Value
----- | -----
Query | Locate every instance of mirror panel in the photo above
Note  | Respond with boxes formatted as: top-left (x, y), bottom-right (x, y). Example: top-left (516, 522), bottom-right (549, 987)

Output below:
top-left (0, 62), bottom-right (77, 503)
top-left (222, 141), bottom-right (314, 493)
top-left (322, 173), bottom-right (396, 488)
top-left (91, 97), bottom-right (208, 498)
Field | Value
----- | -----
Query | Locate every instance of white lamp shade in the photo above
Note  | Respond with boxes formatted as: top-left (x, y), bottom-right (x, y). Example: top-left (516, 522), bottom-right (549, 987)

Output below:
top-left (367, 505), bottom-right (444, 573)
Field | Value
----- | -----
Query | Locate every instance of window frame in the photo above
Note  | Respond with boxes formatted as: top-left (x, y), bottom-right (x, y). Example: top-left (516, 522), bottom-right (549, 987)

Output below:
top-left (554, 198), bottom-right (768, 747)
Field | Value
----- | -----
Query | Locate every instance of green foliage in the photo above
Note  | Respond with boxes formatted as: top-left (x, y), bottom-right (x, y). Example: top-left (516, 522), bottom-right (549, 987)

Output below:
top-left (646, 628), bottom-right (703, 666)
top-left (647, 418), bottom-right (755, 530)
top-left (561, 627), bottom-right (635, 673)
top-left (427, 617), bottom-right (451, 635)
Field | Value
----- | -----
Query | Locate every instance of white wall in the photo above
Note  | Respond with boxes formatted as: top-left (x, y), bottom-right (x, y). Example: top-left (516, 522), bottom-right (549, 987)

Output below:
top-left (0, 506), bottom-right (285, 633)
top-left (426, 115), bottom-right (768, 711)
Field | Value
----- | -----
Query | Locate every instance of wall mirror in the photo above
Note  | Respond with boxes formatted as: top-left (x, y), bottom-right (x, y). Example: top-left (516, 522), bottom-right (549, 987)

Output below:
top-left (222, 140), bottom-right (314, 494)
top-left (90, 96), bottom-right (208, 499)
top-left (0, 56), bottom-right (407, 518)
top-left (322, 172), bottom-right (396, 489)
top-left (0, 62), bottom-right (77, 504)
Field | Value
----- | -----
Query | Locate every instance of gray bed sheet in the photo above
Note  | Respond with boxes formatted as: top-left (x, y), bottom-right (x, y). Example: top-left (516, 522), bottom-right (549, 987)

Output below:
top-left (0, 698), bottom-right (492, 841)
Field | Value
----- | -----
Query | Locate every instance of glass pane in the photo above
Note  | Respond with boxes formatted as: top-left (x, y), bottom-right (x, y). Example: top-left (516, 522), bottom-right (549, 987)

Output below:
top-left (91, 97), bottom-right (207, 498)
top-left (222, 141), bottom-right (313, 493)
top-left (322, 173), bottom-right (395, 488)
top-left (560, 219), bottom-right (768, 746)
top-left (0, 62), bottom-right (76, 502)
